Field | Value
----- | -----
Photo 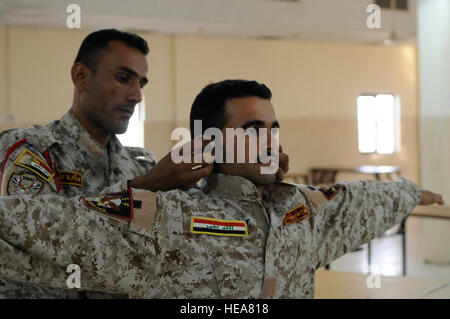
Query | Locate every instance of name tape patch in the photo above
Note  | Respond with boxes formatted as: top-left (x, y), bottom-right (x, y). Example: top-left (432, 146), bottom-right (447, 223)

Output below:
top-left (14, 149), bottom-right (54, 182)
top-left (58, 171), bottom-right (83, 187)
top-left (283, 204), bottom-right (309, 226)
top-left (191, 217), bottom-right (248, 237)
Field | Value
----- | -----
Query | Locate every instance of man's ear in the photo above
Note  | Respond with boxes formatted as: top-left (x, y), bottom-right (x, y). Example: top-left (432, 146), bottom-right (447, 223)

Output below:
top-left (71, 62), bottom-right (91, 91)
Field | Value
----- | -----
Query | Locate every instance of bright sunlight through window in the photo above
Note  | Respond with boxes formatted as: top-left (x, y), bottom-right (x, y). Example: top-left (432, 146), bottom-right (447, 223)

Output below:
top-left (357, 94), bottom-right (400, 154)
top-left (117, 97), bottom-right (145, 148)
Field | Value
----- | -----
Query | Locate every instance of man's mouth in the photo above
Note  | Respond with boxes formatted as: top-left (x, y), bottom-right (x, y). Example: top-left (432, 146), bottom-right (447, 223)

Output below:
top-left (115, 106), bottom-right (134, 117)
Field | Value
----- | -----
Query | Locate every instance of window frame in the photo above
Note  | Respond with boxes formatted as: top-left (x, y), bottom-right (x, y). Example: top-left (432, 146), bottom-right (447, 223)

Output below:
top-left (356, 93), bottom-right (401, 155)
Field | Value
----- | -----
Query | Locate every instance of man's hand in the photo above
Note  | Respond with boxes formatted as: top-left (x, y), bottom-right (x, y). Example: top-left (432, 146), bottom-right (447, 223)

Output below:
top-left (129, 137), bottom-right (214, 191)
top-left (419, 190), bottom-right (444, 205)
top-left (276, 145), bottom-right (289, 182)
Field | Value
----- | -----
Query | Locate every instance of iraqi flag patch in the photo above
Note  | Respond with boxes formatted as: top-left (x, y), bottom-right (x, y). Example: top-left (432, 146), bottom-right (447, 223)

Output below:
top-left (14, 149), bottom-right (55, 182)
top-left (191, 217), bottom-right (248, 237)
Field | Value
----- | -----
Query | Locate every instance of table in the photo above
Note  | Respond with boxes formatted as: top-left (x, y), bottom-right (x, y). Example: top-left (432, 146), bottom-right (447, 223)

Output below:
top-left (309, 165), bottom-right (401, 185)
top-left (422, 283), bottom-right (450, 299)
top-left (410, 205), bottom-right (450, 219)
top-left (314, 270), bottom-right (449, 299)
top-left (401, 205), bottom-right (450, 275)
top-left (284, 173), bottom-right (310, 185)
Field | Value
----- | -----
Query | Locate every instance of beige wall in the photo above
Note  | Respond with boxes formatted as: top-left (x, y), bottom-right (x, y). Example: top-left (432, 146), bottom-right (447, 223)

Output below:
top-left (0, 27), bottom-right (420, 183)
top-left (140, 33), bottom-right (176, 160)
top-left (173, 36), bottom-right (419, 182)
top-left (0, 26), bottom-right (7, 121)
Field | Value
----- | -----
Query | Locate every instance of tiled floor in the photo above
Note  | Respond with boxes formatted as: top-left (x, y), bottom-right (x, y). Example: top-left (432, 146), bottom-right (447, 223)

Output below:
top-left (326, 218), bottom-right (450, 281)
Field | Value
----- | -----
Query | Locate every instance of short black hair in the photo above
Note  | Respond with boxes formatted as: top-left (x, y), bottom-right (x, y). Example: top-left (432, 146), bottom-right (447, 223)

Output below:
top-left (189, 79), bottom-right (272, 138)
top-left (74, 29), bottom-right (149, 73)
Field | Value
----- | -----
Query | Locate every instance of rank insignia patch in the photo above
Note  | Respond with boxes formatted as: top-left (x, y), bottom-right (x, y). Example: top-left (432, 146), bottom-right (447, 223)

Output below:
top-left (191, 217), bottom-right (248, 237)
top-left (319, 184), bottom-right (343, 200)
top-left (83, 190), bottom-right (133, 220)
top-left (58, 171), bottom-right (83, 187)
top-left (283, 204), bottom-right (309, 226)
top-left (7, 173), bottom-right (44, 196)
top-left (14, 149), bottom-right (55, 182)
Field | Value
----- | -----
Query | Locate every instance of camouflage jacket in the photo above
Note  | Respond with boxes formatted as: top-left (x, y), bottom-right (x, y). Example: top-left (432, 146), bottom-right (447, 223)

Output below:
top-left (0, 110), bottom-right (155, 298)
top-left (0, 173), bottom-right (422, 298)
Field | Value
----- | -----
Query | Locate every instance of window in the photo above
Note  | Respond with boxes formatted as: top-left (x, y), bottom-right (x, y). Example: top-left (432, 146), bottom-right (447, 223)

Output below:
top-left (357, 94), bottom-right (400, 154)
top-left (375, 0), bottom-right (408, 11)
top-left (117, 97), bottom-right (146, 148)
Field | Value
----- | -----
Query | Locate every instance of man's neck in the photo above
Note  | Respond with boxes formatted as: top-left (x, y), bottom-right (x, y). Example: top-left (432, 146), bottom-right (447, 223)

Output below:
top-left (71, 106), bottom-right (110, 148)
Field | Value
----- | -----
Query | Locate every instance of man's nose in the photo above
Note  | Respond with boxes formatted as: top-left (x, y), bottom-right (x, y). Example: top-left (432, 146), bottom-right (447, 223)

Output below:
top-left (127, 82), bottom-right (142, 104)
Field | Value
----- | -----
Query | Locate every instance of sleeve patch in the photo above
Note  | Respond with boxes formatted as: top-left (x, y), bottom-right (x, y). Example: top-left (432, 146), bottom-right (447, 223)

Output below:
top-left (319, 184), bottom-right (343, 200)
top-left (283, 204), bottom-right (309, 226)
top-left (82, 190), bottom-right (134, 221)
top-left (14, 149), bottom-right (55, 182)
top-left (58, 171), bottom-right (83, 187)
top-left (6, 173), bottom-right (44, 196)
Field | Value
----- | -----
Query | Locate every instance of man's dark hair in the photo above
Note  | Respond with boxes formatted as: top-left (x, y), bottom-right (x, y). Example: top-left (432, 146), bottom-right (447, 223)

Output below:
top-left (189, 79), bottom-right (272, 138)
top-left (74, 29), bottom-right (149, 73)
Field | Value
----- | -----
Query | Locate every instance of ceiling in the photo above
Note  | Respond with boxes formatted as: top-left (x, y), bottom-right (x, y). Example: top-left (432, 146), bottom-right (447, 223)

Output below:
top-left (0, 0), bottom-right (418, 45)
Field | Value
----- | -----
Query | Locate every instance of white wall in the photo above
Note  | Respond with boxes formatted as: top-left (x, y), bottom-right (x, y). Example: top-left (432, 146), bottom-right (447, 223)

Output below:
top-left (0, 26), bottom-right (7, 123)
top-left (417, 0), bottom-right (450, 263)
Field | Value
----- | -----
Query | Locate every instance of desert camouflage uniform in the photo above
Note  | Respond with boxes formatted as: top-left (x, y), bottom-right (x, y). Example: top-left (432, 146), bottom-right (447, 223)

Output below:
top-left (0, 173), bottom-right (422, 298)
top-left (0, 110), bottom-right (155, 298)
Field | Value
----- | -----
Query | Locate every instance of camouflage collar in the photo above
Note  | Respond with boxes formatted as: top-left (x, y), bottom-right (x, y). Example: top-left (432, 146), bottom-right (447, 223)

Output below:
top-left (54, 110), bottom-right (85, 142)
top-left (53, 110), bottom-right (106, 158)
top-left (204, 173), bottom-right (260, 199)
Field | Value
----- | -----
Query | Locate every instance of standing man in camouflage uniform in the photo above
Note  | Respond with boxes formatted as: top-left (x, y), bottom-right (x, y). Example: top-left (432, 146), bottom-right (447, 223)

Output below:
top-left (0, 80), bottom-right (443, 298)
top-left (0, 29), bottom-right (214, 298)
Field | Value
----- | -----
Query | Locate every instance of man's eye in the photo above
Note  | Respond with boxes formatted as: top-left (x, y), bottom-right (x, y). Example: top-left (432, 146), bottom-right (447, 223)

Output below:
top-left (117, 75), bottom-right (130, 83)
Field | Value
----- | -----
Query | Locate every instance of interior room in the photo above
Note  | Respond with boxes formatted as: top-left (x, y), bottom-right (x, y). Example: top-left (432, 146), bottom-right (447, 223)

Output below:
top-left (0, 0), bottom-right (448, 299)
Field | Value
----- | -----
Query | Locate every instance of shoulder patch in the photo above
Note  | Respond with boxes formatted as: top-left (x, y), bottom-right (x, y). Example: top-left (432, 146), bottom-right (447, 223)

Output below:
top-left (319, 184), bottom-right (343, 200)
top-left (6, 173), bottom-right (44, 196)
top-left (58, 171), bottom-right (83, 187)
top-left (191, 216), bottom-right (248, 237)
top-left (283, 204), bottom-right (309, 226)
top-left (0, 138), bottom-right (28, 192)
top-left (14, 149), bottom-right (55, 182)
top-left (83, 190), bottom-right (134, 221)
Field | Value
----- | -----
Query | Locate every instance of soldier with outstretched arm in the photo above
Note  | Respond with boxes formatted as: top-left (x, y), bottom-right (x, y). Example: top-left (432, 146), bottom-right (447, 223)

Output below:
top-left (0, 80), bottom-right (443, 298)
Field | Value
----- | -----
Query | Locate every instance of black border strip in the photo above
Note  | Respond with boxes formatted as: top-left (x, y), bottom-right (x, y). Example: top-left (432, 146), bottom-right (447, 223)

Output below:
top-left (193, 227), bottom-right (246, 235)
